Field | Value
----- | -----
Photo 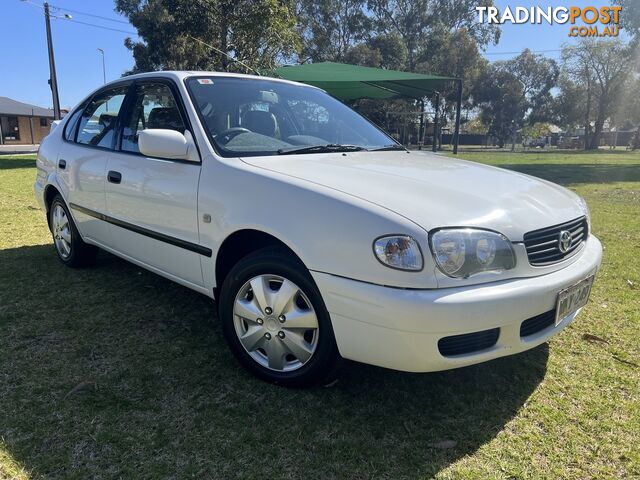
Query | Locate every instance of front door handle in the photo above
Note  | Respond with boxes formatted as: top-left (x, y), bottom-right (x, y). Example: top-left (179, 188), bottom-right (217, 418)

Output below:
top-left (107, 170), bottom-right (122, 184)
top-left (58, 159), bottom-right (66, 170)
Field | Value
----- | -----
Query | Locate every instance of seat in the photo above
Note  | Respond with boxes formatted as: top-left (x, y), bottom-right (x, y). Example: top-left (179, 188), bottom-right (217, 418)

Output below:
top-left (147, 107), bottom-right (184, 132)
top-left (241, 110), bottom-right (278, 137)
top-left (89, 112), bottom-right (118, 146)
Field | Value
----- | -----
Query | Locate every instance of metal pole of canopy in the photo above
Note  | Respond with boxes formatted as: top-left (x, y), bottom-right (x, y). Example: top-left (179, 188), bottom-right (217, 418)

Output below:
top-left (453, 79), bottom-right (462, 154)
top-left (432, 92), bottom-right (440, 153)
top-left (418, 98), bottom-right (425, 150)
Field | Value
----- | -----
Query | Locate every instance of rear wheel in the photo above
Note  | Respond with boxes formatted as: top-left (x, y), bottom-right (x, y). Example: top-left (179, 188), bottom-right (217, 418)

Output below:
top-left (49, 195), bottom-right (98, 267)
top-left (219, 248), bottom-right (339, 387)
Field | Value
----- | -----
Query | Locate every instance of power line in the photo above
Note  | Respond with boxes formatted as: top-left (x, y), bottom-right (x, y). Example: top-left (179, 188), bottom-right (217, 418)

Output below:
top-left (48, 3), bottom-right (131, 25)
top-left (52, 15), bottom-right (137, 35)
top-left (19, 0), bottom-right (137, 36)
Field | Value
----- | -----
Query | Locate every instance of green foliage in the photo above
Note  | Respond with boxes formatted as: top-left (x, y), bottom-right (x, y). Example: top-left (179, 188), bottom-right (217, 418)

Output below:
top-left (474, 49), bottom-right (558, 147)
top-left (613, 0), bottom-right (640, 40)
top-left (115, 0), bottom-right (301, 73)
top-left (521, 122), bottom-right (553, 140)
top-left (367, 0), bottom-right (499, 70)
top-left (559, 39), bottom-right (635, 149)
top-left (296, 0), bottom-right (371, 63)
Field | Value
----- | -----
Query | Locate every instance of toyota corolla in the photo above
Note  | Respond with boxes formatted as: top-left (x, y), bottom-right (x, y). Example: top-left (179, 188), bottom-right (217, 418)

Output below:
top-left (34, 71), bottom-right (602, 386)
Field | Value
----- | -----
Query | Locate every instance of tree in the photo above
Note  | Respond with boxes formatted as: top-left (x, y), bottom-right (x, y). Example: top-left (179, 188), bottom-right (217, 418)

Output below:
top-left (553, 73), bottom-right (588, 133)
top-left (296, 0), bottom-right (371, 63)
top-left (613, 0), bottom-right (640, 41)
top-left (367, 0), bottom-right (500, 71)
top-left (473, 50), bottom-right (558, 148)
top-left (560, 39), bottom-right (633, 149)
top-left (115, 0), bottom-right (300, 73)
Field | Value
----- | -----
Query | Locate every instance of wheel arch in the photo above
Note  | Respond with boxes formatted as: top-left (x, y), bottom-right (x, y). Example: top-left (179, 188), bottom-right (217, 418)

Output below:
top-left (215, 229), bottom-right (307, 296)
top-left (44, 184), bottom-right (61, 212)
top-left (44, 184), bottom-right (63, 229)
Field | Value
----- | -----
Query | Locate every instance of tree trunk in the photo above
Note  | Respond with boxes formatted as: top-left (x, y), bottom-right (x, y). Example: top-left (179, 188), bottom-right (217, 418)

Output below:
top-left (589, 96), bottom-right (608, 150)
top-left (589, 113), bottom-right (606, 150)
top-left (584, 71), bottom-right (591, 151)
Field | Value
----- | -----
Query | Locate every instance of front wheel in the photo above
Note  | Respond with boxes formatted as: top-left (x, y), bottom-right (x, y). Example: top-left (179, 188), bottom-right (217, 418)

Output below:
top-left (219, 248), bottom-right (339, 387)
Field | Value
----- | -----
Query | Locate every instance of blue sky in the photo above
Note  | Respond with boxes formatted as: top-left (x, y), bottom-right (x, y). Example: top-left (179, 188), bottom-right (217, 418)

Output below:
top-left (0, 0), bottom-right (626, 110)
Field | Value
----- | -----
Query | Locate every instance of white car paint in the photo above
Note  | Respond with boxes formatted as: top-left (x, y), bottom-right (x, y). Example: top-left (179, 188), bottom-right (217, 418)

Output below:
top-left (34, 71), bottom-right (602, 373)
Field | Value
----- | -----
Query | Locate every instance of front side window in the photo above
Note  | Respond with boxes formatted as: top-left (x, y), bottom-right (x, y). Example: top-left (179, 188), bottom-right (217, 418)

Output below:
top-left (186, 76), bottom-right (396, 157)
top-left (121, 83), bottom-right (186, 153)
top-left (76, 85), bottom-right (128, 148)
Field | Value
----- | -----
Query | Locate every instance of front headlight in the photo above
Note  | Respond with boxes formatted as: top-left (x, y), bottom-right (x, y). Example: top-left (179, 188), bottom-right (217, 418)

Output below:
top-left (429, 228), bottom-right (516, 278)
top-left (373, 235), bottom-right (423, 271)
top-left (578, 196), bottom-right (591, 229)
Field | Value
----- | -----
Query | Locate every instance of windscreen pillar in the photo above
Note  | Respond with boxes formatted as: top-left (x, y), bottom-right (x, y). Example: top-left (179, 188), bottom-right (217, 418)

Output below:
top-left (453, 79), bottom-right (462, 155)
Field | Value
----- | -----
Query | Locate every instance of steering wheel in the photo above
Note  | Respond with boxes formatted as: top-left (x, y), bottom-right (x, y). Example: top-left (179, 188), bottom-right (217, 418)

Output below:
top-left (215, 127), bottom-right (251, 145)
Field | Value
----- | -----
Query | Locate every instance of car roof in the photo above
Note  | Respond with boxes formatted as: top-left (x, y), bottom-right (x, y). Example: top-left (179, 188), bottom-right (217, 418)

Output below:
top-left (111, 70), bottom-right (319, 90)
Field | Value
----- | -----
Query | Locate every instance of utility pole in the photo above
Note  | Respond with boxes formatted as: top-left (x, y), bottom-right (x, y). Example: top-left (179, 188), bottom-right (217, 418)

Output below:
top-left (44, 1), bottom-right (61, 120)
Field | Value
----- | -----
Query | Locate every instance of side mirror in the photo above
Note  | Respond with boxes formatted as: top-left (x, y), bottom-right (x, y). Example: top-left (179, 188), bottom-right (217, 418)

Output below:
top-left (138, 129), bottom-right (199, 162)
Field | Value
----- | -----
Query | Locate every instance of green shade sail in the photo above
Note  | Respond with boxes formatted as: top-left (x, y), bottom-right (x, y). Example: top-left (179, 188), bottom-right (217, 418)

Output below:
top-left (273, 61), bottom-right (458, 101)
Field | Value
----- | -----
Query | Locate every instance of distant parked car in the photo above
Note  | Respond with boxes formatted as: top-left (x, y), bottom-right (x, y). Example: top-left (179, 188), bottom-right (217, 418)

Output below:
top-left (526, 137), bottom-right (547, 148)
top-left (559, 136), bottom-right (583, 150)
top-left (34, 71), bottom-right (602, 386)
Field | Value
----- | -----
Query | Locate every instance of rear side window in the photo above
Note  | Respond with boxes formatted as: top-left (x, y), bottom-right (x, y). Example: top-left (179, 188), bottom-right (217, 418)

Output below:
top-left (121, 83), bottom-right (186, 154)
top-left (76, 86), bottom-right (128, 148)
top-left (63, 107), bottom-right (83, 141)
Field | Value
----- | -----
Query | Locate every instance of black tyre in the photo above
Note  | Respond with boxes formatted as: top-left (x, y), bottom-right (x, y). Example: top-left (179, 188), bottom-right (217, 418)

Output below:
top-left (219, 247), bottom-right (339, 387)
top-left (49, 195), bottom-right (98, 267)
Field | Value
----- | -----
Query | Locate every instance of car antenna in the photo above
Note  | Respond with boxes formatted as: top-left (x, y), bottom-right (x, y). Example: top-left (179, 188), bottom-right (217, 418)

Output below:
top-left (188, 35), bottom-right (261, 76)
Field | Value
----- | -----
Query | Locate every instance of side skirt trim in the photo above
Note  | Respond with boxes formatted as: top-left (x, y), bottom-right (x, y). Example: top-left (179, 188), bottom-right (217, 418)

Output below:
top-left (69, 203), bottom-right (212, 257)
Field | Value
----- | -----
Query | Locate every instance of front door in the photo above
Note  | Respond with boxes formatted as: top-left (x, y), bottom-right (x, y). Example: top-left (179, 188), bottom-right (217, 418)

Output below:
top-left (104, 81), bottom-right (204, 287)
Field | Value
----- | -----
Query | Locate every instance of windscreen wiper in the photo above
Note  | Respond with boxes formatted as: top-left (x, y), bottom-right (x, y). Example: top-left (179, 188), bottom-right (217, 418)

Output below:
top-left (277, 144), bottom-right (368, 155)
top-left (368, 144), bottom-right (407, 152)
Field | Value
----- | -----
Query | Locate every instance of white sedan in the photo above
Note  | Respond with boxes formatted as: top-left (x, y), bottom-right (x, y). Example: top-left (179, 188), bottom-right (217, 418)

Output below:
top-left (35, 71), bottom-right (602, 386)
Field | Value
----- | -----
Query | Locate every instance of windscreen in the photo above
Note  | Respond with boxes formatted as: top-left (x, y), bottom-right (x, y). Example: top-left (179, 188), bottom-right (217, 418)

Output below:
top-left (186, 76), bottom-right (396, 157)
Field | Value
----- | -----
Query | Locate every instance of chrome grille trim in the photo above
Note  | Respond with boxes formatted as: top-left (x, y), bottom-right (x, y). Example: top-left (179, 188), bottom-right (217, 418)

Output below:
top-left (523, 216), bottom-right (588, 266)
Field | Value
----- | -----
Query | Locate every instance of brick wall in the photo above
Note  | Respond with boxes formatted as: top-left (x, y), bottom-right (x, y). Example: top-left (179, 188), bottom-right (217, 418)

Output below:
top-left (1, 115), bottom-right (52, 145)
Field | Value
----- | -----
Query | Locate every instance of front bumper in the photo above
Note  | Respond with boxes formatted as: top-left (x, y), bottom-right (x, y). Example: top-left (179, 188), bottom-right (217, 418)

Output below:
top-left (312, 235), bottom-right (603, 372)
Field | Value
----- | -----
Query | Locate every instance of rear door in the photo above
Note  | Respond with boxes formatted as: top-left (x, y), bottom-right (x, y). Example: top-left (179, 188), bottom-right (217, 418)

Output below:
top-left (104, 80), bottom-right (204, 287)
top-left (58, 84), bottom-right (129, 242)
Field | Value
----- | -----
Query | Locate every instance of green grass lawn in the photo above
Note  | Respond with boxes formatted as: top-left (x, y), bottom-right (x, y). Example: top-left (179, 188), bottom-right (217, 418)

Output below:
top-left (0, 151), bottom-right (638, 479)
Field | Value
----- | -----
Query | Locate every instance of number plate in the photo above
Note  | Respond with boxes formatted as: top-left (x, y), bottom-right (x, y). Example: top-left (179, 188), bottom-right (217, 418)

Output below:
top-left (555, 275), bottom-right (594, 326)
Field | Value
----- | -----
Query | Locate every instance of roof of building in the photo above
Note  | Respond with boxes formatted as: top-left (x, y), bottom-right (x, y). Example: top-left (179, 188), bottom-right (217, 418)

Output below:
top-left (0, 96), bottom-right (55, 117)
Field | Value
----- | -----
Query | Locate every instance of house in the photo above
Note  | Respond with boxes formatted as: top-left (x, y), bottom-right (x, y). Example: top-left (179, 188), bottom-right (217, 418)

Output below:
top-left (0, 96), bottom-right (56, 145)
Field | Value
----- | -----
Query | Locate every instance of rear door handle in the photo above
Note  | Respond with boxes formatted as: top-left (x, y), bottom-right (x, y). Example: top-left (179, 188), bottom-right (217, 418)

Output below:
top-left (107, 170), bottom-right (122, 184)
top-left (58, 159), bottom-right (66, 170)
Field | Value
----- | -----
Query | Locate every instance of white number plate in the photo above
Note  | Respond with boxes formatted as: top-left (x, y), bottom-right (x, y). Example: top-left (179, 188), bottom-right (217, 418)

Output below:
top-left (555, 275), bottom-right (594, 326)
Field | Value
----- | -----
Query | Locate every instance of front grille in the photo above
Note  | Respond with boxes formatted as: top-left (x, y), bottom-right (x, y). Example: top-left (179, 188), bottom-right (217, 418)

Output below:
top-left (520, 310), bottom-right (555, 337)
top-left (438, 328), bottom-right (500, 357)
top-left (523, 216), bottom-right (588, 266)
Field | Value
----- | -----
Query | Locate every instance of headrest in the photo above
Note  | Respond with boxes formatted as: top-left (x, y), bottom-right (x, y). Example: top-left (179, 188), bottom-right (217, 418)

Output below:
top-left (242, 110), bottom-right (277, 137)
top-left (98, 112), bottom-right (118, 129)
top-left (148, 107), bottom-right (184, 131)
